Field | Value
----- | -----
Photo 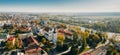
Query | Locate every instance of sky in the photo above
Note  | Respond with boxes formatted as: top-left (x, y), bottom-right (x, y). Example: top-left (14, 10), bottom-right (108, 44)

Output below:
top-left (0, 0), bottom-right (120, 12)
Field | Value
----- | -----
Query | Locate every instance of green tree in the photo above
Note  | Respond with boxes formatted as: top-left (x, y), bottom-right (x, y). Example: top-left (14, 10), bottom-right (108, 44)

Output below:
top-left (81, 32), bottom-right (89, 47)
top-left (41, 38), bottom-right (47, 43)
top-left (87, 33), bottom-right (100, 48)
top-left (85, 28), bottom-right (90, 33)
top-left (6, 41), bottom-right (14, 50)
top-left (93, 34), bottom-right (100, 42)
top-left (15, 38), bottom-right (21, 49)
top-left (73, 32), bottom-right (78, 42)
top-left (106, 44), bottom-right (118, 55)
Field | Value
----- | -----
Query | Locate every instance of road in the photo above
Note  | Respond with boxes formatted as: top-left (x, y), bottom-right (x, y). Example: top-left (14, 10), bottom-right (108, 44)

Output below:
top-left (90, 40), bottom-right (110, 55)
top-left (91, 46), bottom-right (106, 55)
top-left (81, 40), bottom-right (110, 55)
top-left (57, 47), bottom-right (72, 55)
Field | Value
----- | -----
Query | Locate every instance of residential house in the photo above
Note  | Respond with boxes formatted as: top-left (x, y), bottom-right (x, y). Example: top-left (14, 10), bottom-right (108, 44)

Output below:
top-left (113, 34), bottom-right (120, 42)
top-left (7, 36), bottom-right (15, 46)
top-left (24, 44), bottom-right (42, 55)
top-left (57, 28), bottom-right (73, 40)
top-left (64, 28), bottom-right (73, 40)
top-left (23, 36), bottom-right (39, 46)
top-left (18, 32), bottom-right (33, 39)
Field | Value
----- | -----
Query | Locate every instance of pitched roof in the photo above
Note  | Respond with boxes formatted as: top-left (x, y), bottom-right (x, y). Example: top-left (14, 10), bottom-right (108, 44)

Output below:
top-left (26, 36), bottom-right (39, 45)
top-left (8, 36), bottom-right (15, 41)
top-left (57, 28), bottom-right (73, 36)
top-left (64, 28), bottom-right (73, 36)
top-left (25, 44), bottom-right (42, 54)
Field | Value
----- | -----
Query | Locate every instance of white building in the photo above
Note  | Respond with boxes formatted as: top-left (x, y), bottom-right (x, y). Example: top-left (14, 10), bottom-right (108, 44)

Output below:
top-left (112, 34), bottom-right (120, 42)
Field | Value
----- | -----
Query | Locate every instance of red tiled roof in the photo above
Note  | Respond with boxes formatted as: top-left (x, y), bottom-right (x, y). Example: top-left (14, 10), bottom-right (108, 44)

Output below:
top-left (57, 28), bottom-right (73, 36)
top-left (44, 27), bottom-right (52, 32)
top-left (25, 45), bottom-right (42, 54)
top-left (57, 28), bottom-right (65, 33)
top-left (64, 28), bottom-right (73, 36)
top-left (8, 37), bottom-right (15, 41)
top-left (26, 36), bottom-right (39, 45)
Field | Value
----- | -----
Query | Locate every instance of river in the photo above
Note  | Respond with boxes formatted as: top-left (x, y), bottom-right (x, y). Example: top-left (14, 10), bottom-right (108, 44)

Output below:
top-left (52, 21), bottom-right (118, 39)
top-left (80, 27), bottom-right (117, 38)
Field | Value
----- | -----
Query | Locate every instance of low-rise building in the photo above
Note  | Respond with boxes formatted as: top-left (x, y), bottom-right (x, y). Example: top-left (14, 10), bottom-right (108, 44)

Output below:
top-left (7, 36), bottom-right (15, 46)
top-left (24, 44), bottom-right (42, 55)
top-left (23, 36), bottom-right (39, 46)
top-left (112, 34), bottom-right (120, 42)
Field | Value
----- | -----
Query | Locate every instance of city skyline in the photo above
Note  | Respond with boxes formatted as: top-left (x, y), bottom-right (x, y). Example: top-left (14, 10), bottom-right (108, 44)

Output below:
top-left (0, 0), bottom-right (120, 12)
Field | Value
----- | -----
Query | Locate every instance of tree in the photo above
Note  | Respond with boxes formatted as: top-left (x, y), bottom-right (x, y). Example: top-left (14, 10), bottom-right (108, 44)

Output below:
top-left (81, 32), bottom-right (89, 48)
top-left (45, 48), bottom-right (50, 53)
top-left (16, 34), bottom-right (20, 38)
top-left (57, 33), bottom-right (65, 41)
top-left (75, 28), bottom-right (83, 39)
top-left (0, 28), bottom-right (3, 32)
top-left (41, 38), bottom-right (47, 43)
top-left (73, 31), bottom-right (78, 42)
top-left (93, 34), bottom-right (100, 42)
top-left (6, 41), bottom-right (14, 50)
top-left (15, 38), bottom-right (21, 49)
top-left (57, 40), bottom-right (64, 46)
top-left (102, 33), bottom-right (108, 40)
top-left (106, 44), bottom-right (118, 55)
top-left (85, 28), bottom-right (90, 33)
top-left (0, 41), bottom-right (6, 47)
top-left (84, 32), bottom-right (89, 39)
top-left (87, 33), bottom-right (100, 48)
